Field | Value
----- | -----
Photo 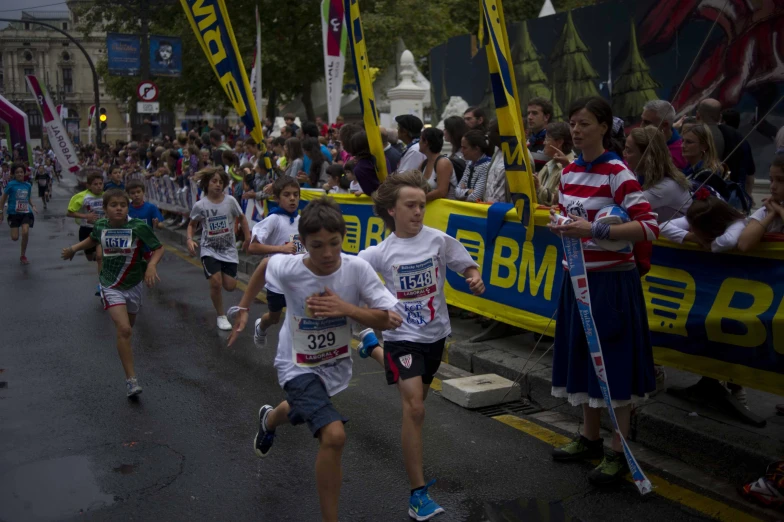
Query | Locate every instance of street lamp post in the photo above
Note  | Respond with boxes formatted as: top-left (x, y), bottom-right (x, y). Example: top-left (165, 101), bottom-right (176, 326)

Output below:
top-left (0, 17), bottom-right (102, 146)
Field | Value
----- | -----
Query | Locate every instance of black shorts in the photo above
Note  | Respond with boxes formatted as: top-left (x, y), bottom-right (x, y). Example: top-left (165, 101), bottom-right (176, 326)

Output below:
top-left (79, 226), bottom-right (97, 257)
top-left (37, 185), bottom-right (48, 198)
top-left (8, 213), bottom-right (34, 229)
top-left (201, 256), bottom-right (238, 279)
top-left (384, 337), bottom-right (446, 385)
top-left (266, 289), bottom-right (286, 313)
top-left (284, 373), bottom-right (348, 437)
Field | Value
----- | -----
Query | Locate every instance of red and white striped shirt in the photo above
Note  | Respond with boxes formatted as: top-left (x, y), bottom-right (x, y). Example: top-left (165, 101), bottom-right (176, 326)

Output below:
top-left (558, 152), bottom-right (658, 271)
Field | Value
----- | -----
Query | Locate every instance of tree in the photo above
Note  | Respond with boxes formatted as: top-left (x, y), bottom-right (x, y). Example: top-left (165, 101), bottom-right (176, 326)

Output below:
top-left (549, 10), bottom-right (599, 112)
top-left (611, 20), bottom-right (660, 121)
top-left (512, 20), bottom-right (562, 119)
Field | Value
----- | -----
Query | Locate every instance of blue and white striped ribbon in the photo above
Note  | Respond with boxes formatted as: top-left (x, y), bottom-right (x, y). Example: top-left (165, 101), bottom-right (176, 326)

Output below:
top-left (557, 214), bottom-right (653, 495)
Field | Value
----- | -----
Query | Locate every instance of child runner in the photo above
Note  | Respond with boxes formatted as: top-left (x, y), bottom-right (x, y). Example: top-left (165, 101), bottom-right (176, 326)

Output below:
top-left (127, 180), bottom-right (165, 229)
top-left (238, 176), bottom-right (303, 346)
top-left (104, 166), bottom-right (125, 191)
top-left (227, 197), bottom-right (401, 522)
top-left (187, 166), bottom-right (250, 330)
top-left (0, 163), bottom-right (37, 264)
top-left (68, 170), bottom-right (105, 295)
top-left (355, 170), bottom-right (485, 521)
top-left (34, 165), bottom-right (51, 210)
top-left (61, 188), bottom-right (164, 397)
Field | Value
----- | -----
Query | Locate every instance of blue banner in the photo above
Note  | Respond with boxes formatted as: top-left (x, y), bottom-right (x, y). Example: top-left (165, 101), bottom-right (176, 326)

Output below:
top-left (149, 35), bottom-right (183, 77)
top-left (107, 33), bottom-right (141, 76)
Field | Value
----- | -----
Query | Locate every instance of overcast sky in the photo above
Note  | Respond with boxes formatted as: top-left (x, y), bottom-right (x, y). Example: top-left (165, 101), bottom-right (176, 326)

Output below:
top-left (0, 0), bottom-right (72, 29)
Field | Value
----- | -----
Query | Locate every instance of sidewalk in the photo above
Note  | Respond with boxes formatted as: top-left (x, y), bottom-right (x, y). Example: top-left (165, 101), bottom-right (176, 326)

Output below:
top-left (157, 222), bottom-right (783, 499)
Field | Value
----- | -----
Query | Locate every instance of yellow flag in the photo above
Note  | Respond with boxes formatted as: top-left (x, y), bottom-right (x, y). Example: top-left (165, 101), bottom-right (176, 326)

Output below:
top-left (480, 0), bottom-right (537, 240)
top-left (344, 0), bottom-right (388, 181)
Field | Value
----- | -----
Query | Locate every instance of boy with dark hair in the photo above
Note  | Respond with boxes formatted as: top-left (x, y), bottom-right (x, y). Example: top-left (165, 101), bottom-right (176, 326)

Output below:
top-left (228, 196), bottom-right (400, 522)
top-left (62, 188), bottom-right (164, 397)
top-left (68, 170), bottom-right (106, 294)
top-left (0, 163), bottom-right (37, 264)
top-left (127, 180), bottom-right (164, 229)
top-left (104, 167), bottom-right (125, 191)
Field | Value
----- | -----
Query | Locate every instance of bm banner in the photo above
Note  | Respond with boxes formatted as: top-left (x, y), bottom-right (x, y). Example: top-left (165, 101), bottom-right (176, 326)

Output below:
top-left (296, 191), bottom-right (784, 396)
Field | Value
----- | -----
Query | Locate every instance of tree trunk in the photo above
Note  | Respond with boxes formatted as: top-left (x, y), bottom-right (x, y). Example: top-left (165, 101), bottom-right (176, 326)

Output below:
top-left (302, 82), bottom-right (315, 122)
top-left (266, 89), bottom-right (277, 121)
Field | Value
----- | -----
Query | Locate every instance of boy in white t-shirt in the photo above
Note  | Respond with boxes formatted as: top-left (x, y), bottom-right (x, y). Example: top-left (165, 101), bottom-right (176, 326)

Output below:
top-left (357, 170), bottom-right (485, 521)
top-left (227, 197), bottom-right (401, 522)
top-left (242, 177), bottom-right (305, 346)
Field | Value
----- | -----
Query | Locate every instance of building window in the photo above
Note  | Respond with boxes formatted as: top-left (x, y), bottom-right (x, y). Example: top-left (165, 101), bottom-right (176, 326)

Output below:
top-left (62, 22), bottom-right (68, 30)
top-left (26, 107), bottom-right (42, 139)
top-left (62, 67), bottom-right (73, 93)
top-left (24, 51), bottom-right (33, 62)
top-left (24, 23), bottom-right (30, 30)
top-left (62, 51), bottom-right (71, 62)
top-left (0, 71), bottom-right (4, 94)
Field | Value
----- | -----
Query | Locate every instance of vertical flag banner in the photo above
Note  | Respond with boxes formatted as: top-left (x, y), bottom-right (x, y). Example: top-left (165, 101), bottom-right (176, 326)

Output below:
top-left (479, 0), bottom-right (537, 241)
top-left (180, 0), bottom-right (265, 149)
top-left (343, 0), bottom-right (388, 181)
top-left (0, 94), bottom-right (33, 166)
top-left (25, 75), bottom-right (80, 174)
top-left (250, 6), bottom-right (263, 123)
top-left (149, 35), bottom-right (184, 77)
top-left (322, 0), bottom-right (347, 125)
top-left (88, 104), bottom-right (96, 144)
top-left (106, 33), bottom-right (142, 76)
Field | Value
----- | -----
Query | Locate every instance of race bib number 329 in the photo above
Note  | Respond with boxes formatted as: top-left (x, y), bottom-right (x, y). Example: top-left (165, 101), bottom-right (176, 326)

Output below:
top-left (292, 316), bottom-right (351, 367)
top-left (393, 258), bottom-right (438, 301)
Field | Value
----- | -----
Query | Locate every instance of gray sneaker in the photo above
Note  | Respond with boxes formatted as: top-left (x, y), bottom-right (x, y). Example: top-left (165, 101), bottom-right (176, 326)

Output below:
top-left (254, 318), bottom-right (267, 348)
top-left (126, 377), bottom-right (143, 397)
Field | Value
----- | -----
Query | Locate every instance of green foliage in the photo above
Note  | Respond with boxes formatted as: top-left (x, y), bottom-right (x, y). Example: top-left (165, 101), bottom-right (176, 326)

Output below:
top-left (513, 20), bottom-right (563, 119)
top-left (549, 10), bottom-right (600, 112)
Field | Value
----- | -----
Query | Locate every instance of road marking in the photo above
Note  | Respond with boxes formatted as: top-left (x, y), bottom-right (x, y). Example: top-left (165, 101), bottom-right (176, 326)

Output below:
top-left (492, 414), bottom-right (762, 522)
top-left (430, 378), bottom-right (442, 392)
top-left (163, 244), bottom-right (267, 303)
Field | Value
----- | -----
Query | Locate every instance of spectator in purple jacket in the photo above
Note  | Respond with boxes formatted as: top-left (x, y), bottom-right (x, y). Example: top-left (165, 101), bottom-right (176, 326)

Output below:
top-left (641, 100), bottom-right (688, 171)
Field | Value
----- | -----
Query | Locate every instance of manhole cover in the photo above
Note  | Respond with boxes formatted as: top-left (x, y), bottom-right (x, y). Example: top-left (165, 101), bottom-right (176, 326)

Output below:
top-left (474, 399), bottom-right (542, 417)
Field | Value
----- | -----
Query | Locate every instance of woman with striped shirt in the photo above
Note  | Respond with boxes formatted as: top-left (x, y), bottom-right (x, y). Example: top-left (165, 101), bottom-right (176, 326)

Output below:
top-left (456, 130), bottom-right (491, 202)
top-left (548, 97), bottom-right (658, 485)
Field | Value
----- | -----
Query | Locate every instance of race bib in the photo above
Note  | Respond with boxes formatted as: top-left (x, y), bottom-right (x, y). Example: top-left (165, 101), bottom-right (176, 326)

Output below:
top-left (15, 190), bottom-right (30, 213)
top-left (291, 315), bottom-right (351, 367)
top-left (289, 234), bottom-right (306, 254)
top-left (102, 228), bottom-right (134, 257)
top-left (37, 178), bottom-right (48, 187)
top-left (393, 258), bottom-right (438, 301)
top-left (89, 200), bottom-right (104, 218)
top-left (207, 215), bottom-right (230, 236)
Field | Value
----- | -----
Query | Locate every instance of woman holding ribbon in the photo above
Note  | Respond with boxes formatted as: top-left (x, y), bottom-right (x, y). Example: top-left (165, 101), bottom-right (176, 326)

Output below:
top-left (548, 97), bottom-right (658, 486)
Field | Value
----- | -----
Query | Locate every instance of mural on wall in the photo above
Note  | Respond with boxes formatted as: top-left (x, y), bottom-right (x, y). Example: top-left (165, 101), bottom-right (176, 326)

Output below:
top-left (429, 0), bottom-right (783, 160)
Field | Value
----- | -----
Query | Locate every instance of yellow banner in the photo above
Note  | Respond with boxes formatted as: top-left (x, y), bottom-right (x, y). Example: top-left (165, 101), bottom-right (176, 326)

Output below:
top-left (343, 0), bottom-right (388, 181)
top-left (480, 0), bottom-right (538, 241)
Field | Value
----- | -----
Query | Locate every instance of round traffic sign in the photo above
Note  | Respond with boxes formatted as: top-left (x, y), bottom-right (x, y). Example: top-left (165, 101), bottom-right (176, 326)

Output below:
top-left (136, 81), bottom-right (159, 102)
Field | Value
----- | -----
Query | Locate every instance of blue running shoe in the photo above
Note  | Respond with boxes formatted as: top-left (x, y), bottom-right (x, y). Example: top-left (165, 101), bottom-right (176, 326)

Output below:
top-left (357, 328), bottom-right (379, 359)
top-left (95, 284), bottom-right (101, 297)
top-left (254, 405), bottom-right (275, 458)
top-left (409, 479), bottom-right (445, 521)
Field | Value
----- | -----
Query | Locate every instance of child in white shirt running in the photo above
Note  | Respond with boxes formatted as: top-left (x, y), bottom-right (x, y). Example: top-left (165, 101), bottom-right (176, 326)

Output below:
top-left (357, 170), bottom-right (485, 521)
top-left (242, 176), bottom-right (304, 346)
top-left (227, 197), bottom-right (401, 522)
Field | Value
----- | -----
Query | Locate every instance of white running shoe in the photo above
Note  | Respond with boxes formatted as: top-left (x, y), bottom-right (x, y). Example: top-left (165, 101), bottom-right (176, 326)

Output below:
top-left (254, 318), bottom-right (267, 348)
top-left (217, 315), bottom-right (232, 331)
top-left (126, 377), bottom-right (143, 397)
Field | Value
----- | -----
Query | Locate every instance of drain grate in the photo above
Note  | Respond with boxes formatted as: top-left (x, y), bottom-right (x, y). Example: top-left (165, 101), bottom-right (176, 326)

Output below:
top-left (474, 399), bottom-right (541, 417)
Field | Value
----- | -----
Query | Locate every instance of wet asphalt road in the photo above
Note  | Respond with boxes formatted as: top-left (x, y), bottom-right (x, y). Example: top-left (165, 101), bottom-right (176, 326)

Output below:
top-left (0, 183), bottom-right (715, 522)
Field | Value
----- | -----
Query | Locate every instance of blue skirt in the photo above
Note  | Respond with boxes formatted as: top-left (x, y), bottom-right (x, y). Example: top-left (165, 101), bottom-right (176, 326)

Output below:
top-left (551, 269), bottom-right (656, 408)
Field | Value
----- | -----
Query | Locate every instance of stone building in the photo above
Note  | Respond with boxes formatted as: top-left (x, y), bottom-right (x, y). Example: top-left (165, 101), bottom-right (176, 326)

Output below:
top-left (0, 6), bottom-right (125, 147)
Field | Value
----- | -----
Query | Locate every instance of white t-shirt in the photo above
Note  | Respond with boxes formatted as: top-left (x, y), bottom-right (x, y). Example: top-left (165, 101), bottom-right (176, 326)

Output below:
top-left (397, 142), bottom-right (427, 174)
top-left (266, 254), bottom-right (398, 396)
top-left (358, 226), bottom-right (478, 343)
top-left (251, 213), bottom-right (303, 293)
top-left (190, 195), bottom-right (244, 263)
top-left (349, 180), bottom-right (363, 194)
top-left (750, 206), bottom-right (784, 233)
top-left (660, 216), bottom-right (745, 252)
top-left (643, 178), bottom-right (692, 222)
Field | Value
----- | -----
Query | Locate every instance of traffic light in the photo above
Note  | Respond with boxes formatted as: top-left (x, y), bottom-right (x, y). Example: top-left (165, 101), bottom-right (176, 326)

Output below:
top-left (99, 107), bottom-right (107, 130)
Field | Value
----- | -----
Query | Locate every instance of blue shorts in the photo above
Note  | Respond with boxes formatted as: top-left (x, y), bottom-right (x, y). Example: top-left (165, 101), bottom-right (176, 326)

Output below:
top-left (284, 373), bottom-right (348, 437)
top-left (266, 289), bottom-right (286, 313)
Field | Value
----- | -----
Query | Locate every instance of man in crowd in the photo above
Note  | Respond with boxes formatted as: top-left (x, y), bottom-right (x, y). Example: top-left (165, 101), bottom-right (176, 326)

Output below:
top-left (316, 116), bottom-right (329, 137)
top-left (210, 129), bottom-right (232, 167)
top-left (641, 100), bottom-right (688, 170)
top-left (526, 97), bottom-right (554, 171)
top-left (380, 126), bottom-right (402, 173)
top-left (281, 125), bottom-right (296, 140)
top-left (395, 115), bottom-right (426, 173)
top-left (721, 108), bottom-right (757, 201)
top-left (301, 122), bottom-right (333, 164)
top-left (463, 107), bottom-right (487, 132)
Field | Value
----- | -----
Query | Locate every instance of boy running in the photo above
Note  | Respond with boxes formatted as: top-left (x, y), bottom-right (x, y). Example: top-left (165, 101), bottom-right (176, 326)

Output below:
top-left (104, 166), bottom-right (125, 191)
top-left (34, 165), bottom-right (51, 210)
top-left (0, 163), bottom-right (37, 264)
top-left (187, 166), bottom-right (250, 330)
top-left (68, 170), bottom-right (105, 294)
top-left (228, 197), bottom-right (401, 522)
top-left (127, 180), bottom-right (164, 229)
top-left (239, 176), bottom-right (304, 346)
top-left (61, 188), bottom-right (164, 397)
top-left (357, 170), bottom-right (485, 521)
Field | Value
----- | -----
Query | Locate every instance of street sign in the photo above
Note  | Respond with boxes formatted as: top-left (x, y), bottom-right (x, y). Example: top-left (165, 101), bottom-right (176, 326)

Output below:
top-left (136, 81), bottom-right (159, 102)
top-left (137, 101), bottom-right (160, 114)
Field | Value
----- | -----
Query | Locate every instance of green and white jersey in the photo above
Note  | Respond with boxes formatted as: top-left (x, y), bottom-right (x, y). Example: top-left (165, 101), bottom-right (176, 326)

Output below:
top-left (90, 218), bottom-right (161, 290)
top-left (67, 189), bottom-right (105, 228)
